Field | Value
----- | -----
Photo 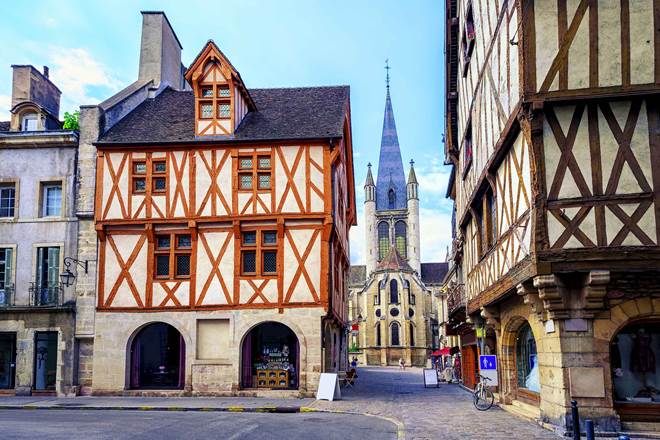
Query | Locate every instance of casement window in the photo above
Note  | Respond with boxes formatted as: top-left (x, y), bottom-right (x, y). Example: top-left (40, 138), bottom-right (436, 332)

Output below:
top-left (0, 248), bottom-right (13, 290)
top-left (131, 158), bottom-right (167, 195)
top-left (154, 233), bottom-right (192, 279)
top-left (199, 84), bottom-right (231, 120)
top-left (463, 122), bottom-right (473, 177)
top-left (34, 246), bottom-right (60, 306)
top-left (485, 189), bottom-right (497, 248)
top-left (41, 183), bottom-right (62, 217)
top-left (461, 2), bottom-right (476, 77)
top-left (240, 230), bottom-right (277, 276)
top-left (0, 184), bottom-right (16, 218)
top-left (21, 113), bottom-right (38, 131)
top-left (237, 154), bottom-right (272, 191)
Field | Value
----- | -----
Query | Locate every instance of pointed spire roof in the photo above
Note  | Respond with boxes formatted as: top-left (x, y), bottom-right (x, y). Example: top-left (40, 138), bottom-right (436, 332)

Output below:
top-left (376, 246), bottom-right (413, 272)
top-left (376, 76), bottom-right (406, 210)
top-left (364, 162), bottom-right (375, 187)
top-left (407, 159), bottom-right (418, 184)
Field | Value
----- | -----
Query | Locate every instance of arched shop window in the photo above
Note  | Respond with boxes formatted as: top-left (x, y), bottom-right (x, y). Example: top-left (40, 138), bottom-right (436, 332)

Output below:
top-left (611, 321), bottom-right (659, 406)
top-left (391, 322), bottom-right (400, 346)
top-left (515, 322), bottom-right (539, 392)
top-left (130, 322), bottom-right (185, 389)
top-left (389, 279), bottom-right (399, 304)
top-left (378, 222), bottom-right (389, 261)
top-left (395, 221), bottom-right (407, 258)
top-left (241, 322), bottom-right (299, 390)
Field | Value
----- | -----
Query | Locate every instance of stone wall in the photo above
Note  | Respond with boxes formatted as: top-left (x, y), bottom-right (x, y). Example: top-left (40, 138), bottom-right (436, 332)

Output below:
top-left (91, 307), bottom-right (325, 396)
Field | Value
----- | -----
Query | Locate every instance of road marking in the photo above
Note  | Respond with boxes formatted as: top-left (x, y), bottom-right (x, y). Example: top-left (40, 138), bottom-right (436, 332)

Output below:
top-left (227, 423), bottom-right (259, 440)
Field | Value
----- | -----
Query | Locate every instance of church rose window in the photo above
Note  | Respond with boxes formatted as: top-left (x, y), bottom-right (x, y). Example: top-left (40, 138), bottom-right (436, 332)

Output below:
top-left (390, 308), bottom-right (399, 317)
top-left (395, 221), bottom-right (407, 258)
top-left (378, 222), bottom-right (389, 261)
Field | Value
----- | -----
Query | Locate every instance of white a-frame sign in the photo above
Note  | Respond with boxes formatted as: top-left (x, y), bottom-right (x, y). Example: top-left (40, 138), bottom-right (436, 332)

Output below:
top-left (316, 373), bottom-right (342, 401)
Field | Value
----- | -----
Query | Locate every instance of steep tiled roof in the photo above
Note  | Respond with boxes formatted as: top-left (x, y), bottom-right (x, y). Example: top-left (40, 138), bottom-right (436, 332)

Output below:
top-left (350, 265), bottom-right (366, 286)
top-left (0, 121), bottom-right (10, 131)
top-left (98, 86), bottom-right (349, 144)
top-left (375, 88), bottom-right (406, 210)
top-left (376, 247), bottom-right (413, 272)
top-left (420, 262), bottom-right (449, 285)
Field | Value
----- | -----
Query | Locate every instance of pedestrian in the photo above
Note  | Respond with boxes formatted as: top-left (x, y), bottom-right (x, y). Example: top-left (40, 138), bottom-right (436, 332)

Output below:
top-left (351, 357), bottom-right (358, 368)
top-left (398, 358), bottom-right (405, 370)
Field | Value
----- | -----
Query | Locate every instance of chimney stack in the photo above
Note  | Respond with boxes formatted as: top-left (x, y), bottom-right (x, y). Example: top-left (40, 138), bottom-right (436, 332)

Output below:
top-left (10, 65), bottom-right (61, 118)
top-left (43, 66), bottom-right (49, 78)
top-left (138, 11), bottom-right (184, 90)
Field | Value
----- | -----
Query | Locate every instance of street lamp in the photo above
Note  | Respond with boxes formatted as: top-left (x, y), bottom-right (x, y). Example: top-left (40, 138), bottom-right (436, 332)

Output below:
top-left (59, 257), bottom-right (94, 287)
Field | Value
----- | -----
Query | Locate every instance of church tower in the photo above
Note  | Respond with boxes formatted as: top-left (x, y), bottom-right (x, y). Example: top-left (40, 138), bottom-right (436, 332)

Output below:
top-left (363, 62), bottom-right (421, 276)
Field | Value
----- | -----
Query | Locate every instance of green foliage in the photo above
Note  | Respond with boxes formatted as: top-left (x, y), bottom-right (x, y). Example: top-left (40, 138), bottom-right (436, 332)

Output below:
top-left (63, 110), bottom-right (80, 130)
top-left (349, 343), bottom-right (360, 353)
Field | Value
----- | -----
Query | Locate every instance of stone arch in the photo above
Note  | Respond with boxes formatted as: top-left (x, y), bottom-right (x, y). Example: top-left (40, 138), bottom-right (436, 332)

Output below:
top-left (127, 321), bottom-right (186, 390)
top-left (239, 321), bottom-right (301, 390)
top-left (499, 315), bottom-right (542, 404)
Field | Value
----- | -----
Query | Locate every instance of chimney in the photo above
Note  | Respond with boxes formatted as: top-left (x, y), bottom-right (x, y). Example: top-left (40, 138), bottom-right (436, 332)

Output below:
top-left (138, 11), bottom-right (184, 90)
top-left (10, 65), bottom-right (61, 118)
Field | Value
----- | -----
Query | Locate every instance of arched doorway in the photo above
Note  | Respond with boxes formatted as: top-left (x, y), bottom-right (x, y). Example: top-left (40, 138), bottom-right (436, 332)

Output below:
top-left (241, 322), bottom-right (299, 390)
top-left (129, 322), bottom-right (185, 389)
top-left (513, 321), bottom-right (539, 404)
top-left (611, 320), bottom-right (659, 423)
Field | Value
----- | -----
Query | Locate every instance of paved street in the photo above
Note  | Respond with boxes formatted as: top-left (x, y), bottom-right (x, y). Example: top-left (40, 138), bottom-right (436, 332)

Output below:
top-left (0, 367), bottom-right (563, 439)
top-left (0, 410), bottom-right (397, 440)
top-left (311, 366), bottom-right (559, 440)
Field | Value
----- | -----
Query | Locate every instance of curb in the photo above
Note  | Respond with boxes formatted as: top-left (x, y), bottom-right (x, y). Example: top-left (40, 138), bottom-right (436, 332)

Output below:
top-left (307, 407), bottom-right (405, 439)
top-left (0, 405), bottom-right (305, 413)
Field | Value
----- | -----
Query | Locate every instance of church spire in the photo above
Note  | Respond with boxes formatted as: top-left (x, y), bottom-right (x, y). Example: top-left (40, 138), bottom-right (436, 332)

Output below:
top-left (376, 60), bottom-right (406, 211)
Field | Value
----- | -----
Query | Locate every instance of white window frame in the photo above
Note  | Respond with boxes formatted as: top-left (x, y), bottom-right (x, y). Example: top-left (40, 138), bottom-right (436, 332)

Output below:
top-left (0, 183), bottom-right (17, 218)
top-left (21, 113), bottom-right (38, 131)
top-left (41, 182), bottom-right (62, 218)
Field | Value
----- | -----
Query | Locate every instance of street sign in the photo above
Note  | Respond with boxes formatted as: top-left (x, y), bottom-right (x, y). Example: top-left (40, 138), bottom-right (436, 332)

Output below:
top-left (479, 355), bottom-right (498, 386)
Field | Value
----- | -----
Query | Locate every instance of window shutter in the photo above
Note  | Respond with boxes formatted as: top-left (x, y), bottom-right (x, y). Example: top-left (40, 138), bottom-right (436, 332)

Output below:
top-left (47, 247), bottom-right (60, 287)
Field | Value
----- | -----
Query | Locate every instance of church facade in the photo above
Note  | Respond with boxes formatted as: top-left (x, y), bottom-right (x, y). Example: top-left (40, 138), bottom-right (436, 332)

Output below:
top-left (349, 81), bottom-right (447, 367)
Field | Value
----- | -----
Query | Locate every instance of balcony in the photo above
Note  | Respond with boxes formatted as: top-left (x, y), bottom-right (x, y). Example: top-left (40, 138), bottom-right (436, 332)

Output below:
top-left (447, 283), bottom-right (465, 316)
top-left (0, 284), bottom-right (14, 307)
top-left (29, 283), bottom-right (63, 307)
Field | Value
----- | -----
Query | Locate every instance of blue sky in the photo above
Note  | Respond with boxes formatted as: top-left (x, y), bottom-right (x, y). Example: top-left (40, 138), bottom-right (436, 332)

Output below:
top-left (0, 0), bottom-right (452, 264)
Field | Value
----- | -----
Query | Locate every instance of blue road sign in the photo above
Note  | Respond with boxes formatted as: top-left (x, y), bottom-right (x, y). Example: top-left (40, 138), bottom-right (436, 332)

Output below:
top-left (480, 355), bottom-right (497, 370)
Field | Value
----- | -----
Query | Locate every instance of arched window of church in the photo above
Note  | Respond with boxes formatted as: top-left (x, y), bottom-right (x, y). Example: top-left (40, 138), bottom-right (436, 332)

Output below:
top-left (391, 322), bottom-right (400, 346)
top-left (409, 322), bottom-right (415, 347)
top-left (390, 279), bottom-right (399, 304)
top-left (395, 221), bottom-right (407, 258)
top-left (378, 222), bottom-right (390, 261)
top-left (388, 188), bottom-right (396, 209)
top-left (375, 323), bottom-right (381, 346)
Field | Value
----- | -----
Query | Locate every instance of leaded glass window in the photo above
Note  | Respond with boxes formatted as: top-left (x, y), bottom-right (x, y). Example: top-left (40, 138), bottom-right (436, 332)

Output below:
top-left (378, 222), bottom-right (390, 261)
top-left (395, 221), bottom-right (407, 258)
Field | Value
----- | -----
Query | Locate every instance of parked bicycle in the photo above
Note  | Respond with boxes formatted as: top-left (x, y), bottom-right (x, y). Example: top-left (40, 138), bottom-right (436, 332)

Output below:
top-left (473, 374), bottom-right (494, 410)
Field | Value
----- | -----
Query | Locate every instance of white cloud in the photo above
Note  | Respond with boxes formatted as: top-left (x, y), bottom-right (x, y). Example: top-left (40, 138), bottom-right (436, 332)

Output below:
top-left (415, 155), bottom-right (452, 197)
top-left (349, 206), bottom-right (366, 265)
top-left (0, 95), bottom-right (11, 121)
top-left (47, 47), bottom-right (122, 108)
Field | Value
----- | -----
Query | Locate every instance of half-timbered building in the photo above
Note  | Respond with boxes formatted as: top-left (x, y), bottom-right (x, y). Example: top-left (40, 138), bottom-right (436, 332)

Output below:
top-left (84, 13), bottom-right (355, 395)
top-left (444, 0), bottom-right (659, 433)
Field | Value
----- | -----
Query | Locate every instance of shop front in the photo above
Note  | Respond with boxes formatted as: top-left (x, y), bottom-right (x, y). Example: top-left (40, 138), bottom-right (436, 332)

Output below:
top-left (33, 331), bottom-right (58, 392)
top-left (129, 322), bottom-right (185, 390)
top-left (241, 322), bottom-right (299, 390)
top-left (0, 333), bottom-right (16, 390)
top-left (460, 330), bottom-right (478, 389)
top-left (611, 320), bottom-right (659, 423)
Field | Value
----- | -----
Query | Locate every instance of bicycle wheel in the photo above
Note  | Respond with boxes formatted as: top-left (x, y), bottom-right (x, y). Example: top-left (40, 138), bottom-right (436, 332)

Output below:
top-left (473, 386), bottom-right (494, 411)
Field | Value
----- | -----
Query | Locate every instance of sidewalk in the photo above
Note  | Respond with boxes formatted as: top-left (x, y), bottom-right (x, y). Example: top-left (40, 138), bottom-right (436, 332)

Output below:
top-left (0, 395), bottom-right (316, 413)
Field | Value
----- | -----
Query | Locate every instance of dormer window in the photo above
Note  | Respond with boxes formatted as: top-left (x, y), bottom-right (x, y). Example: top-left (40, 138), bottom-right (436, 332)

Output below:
top-left (21, 113), bottom-right (38, 131)
top-left (185, 40), bottom-right (256, 137)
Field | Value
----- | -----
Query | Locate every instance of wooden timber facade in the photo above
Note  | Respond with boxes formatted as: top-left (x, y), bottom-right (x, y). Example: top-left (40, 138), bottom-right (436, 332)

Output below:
top-left (444, 0), bottom-right (660, 433)
top-left (84, 15), bottom-right (355, 396)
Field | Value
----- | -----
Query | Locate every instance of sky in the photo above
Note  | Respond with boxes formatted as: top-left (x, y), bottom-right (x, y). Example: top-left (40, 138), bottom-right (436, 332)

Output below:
top-left (0, 0), bottom-right (452, 264)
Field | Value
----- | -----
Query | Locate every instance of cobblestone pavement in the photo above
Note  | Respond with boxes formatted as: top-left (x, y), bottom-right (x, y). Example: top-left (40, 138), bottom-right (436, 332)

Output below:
top-left (311, 366), bottom-right (560, 440)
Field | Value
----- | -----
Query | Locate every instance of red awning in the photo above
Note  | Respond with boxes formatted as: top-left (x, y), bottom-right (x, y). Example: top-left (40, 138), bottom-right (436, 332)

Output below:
top-left (433, 347), bottom-right (451, 356)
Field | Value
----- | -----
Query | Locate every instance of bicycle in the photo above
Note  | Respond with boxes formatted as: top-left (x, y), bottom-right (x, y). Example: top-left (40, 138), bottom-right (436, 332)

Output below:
top-left (473, 374), bottom-right (494, 410)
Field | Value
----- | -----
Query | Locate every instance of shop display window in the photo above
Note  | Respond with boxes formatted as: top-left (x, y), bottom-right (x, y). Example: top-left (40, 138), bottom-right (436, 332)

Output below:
top-left (515, 322), bottom-right (539, 393)
top-left (612, 322), bottom-right (659, 404)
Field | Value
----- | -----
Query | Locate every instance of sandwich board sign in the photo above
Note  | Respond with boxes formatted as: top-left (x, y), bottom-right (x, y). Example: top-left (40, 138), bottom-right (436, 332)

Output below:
top-left (423, 368), bottom-right (439, 388)
top-left (316, 373), bottom-right (341, 401)
top-left (479, 355), bottom-right (498, 386)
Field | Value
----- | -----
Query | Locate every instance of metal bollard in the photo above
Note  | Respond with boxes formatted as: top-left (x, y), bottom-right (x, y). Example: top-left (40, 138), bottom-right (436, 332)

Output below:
top-left (571, 400), bottom-right (580, 440)
top-left (585, 420), bottom-right (595, 440)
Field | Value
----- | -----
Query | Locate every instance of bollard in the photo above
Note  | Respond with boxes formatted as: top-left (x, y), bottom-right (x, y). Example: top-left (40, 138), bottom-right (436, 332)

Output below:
top-left (571, 400), bottom-right (580, 440)
top-left (585, 420), bottom-right (595, 440)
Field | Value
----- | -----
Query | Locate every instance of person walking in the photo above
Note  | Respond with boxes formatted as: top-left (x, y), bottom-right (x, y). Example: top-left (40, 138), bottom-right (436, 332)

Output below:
top-left (398, 358), bottom-right (405, 370)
